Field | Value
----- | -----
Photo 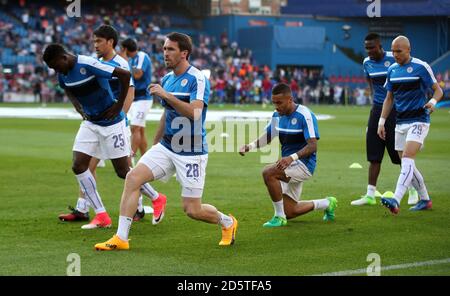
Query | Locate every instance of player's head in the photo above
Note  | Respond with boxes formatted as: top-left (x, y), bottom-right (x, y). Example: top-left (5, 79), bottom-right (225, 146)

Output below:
top-left (163, 32), bottom-right (192, 69)
top-left (43, 43), bottom-right (72, 75)
top-left (271, 83), bottom-right (295, 115)
top-left (120, 38), bottom-right (138, 58)
top-left (93, 24), bottom-right (118, 58)
top-left (391, 35), bottom-right (411, 65)
top-left (364, 33), bottom-right (383, 60)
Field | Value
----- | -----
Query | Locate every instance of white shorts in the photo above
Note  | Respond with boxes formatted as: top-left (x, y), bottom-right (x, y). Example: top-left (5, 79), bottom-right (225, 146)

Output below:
top-left (280, 160), bottom-right (312, 202)
top-left (138, 143), bottom-right (208, 198)
top-left (129, 100), bottom-right (153, 127)
top-left (395, 122), bottom-right (430, 151)
top-left (73, 119), bottom-right (131, 160)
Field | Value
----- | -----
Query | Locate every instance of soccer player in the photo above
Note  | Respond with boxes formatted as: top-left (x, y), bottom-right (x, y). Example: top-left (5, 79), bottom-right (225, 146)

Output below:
top-left (239, 83), bottom-right (337, 227)
top-left (95, 32), bottom-right (237, 251)
top-left (58, 25), bottom-right (161, 223)
top-left (43, 43), bottom-right (167, 229)
top-left (120, 38), bottom-right (153, 163)
top-left (352, 33), bottom-right (418, 206)
top-left (378, 35), bottom-right (443, 214)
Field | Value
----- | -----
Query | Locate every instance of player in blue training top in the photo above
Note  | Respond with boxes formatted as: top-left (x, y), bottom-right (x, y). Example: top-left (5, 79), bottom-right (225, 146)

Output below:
top-left (95, 32), bottom-right (238, 251)
top-left (378, 35), bottom-right (443, 214)
top-left (43, 43), bottom-right (165, 230)
top-left (240, 83), bottom-right (337, 227)
top-left (57, 25), bottom-right (165, 225)
top-left (120, 38), bottom-right (153, 162)
top-left (352, 33), bottom-right (418, 206)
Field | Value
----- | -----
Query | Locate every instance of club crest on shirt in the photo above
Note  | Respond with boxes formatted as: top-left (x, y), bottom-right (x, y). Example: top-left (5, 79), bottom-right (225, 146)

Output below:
top-left (291, 118), bottom-right (297, 125)
top-left (384, 61), bottom-right (391, 67)
top-left (407, 66), bottom-right (413, 73)
top-left (181, 79), bottom-right (188, 87)
top-left (80, 67), bottom-right (86, 75)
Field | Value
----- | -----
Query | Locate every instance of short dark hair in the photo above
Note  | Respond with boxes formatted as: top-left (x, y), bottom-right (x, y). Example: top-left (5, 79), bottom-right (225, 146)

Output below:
top-left (166, 32), bottom-right (193, 60)
top-left (365, 33), bottom-right (381, 42)
top-left (93, 24), bottom-right (119, 48)
top-left (121, 38), bottom-right (138, 52)
top-left (43, 43), bottom-right (67, 64)
top-left (272, 83), bottom-right (291, 96)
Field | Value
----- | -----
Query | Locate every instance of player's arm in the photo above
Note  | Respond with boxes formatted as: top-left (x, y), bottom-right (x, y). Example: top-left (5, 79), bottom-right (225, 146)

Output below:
top-left (153, 109), bottom-right (166, 145)
top-left (423, 82), bottom-right (443, 114)
top-left (239, 132), bottom-right (272, 156)
top-left (377, 90), bottom-right (394, 140)
top-left (366, 77), bottom-right (374, 103)
top-left (123, 86), bottom-right (135, 114)
top-left (65, 89), bottom-right (88, 120)
top-left (149, 83), bottom-right (203, 120)
top-left (101, 67), bottom-right (131, 120)
top-left (276, 137), bottom-right (318, 170)
top-left (132, 67), bottom-right (144, 80)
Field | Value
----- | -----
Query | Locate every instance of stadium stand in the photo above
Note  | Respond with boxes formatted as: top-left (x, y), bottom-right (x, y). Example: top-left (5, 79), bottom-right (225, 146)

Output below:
top-left (0, 0), bottom-right (448, 106)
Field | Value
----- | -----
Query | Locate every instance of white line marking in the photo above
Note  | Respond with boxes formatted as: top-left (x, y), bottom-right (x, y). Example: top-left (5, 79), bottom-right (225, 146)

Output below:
top-left (313, 258), bottom-right (450, 276)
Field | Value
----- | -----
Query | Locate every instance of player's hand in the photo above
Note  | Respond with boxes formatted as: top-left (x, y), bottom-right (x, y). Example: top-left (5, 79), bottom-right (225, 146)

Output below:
top-left (148, 84), bottom-right (168, 100)
top-left (423, 101), bottom-right (436, 114)
top-left (100, 102), bottom-right (123, 120)
top-left (239, 144), bottom-right (250, 156)
top-left (377, 124), bottom-right (386, 140)
top-left (276, 156), bottom-right (293, 171)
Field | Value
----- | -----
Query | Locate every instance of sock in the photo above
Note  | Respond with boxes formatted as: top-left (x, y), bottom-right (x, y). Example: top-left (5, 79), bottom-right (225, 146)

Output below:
top-left (75, 197), bottom-right (90, 214)
top-left (410, 166), bottom-right (430, 201)
top-left (366, 185), bottom-right (376, 198)
top-left (137, 195), bottom-right (144, 212)
top-left (76, 169), bottom-right (106, 214)
top-left (117, 216), bottom-right (132, 241)
top-left (218, 212), bottom-right (233, 228)
top-left (140, 183), bottom-right (159, 200)
top-left (393, 157), bottom-right (415, 204)
top-left (273, 200), bottom-right (286, 218)
top-left (312, 198), bottom-right (330, 210)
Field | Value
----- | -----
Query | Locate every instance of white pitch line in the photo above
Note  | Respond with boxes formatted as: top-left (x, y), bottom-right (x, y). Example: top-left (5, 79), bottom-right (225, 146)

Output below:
top-left (313, 258), bottom-right (450, 276)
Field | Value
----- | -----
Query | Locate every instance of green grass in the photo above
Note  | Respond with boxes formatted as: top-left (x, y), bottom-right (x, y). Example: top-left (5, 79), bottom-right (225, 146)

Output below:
top-left (0, 105), bottom-right (449, 275)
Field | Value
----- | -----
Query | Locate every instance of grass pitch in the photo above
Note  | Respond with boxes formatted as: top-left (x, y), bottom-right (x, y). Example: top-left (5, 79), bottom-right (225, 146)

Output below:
top-left (0, 105), bottom-right (449, 275)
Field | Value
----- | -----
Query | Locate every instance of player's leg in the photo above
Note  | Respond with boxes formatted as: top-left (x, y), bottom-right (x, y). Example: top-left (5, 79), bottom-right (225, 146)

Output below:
top-left (130, 125), bottom-right (142, 158)
top-left (175, 153), bottom-right (237, 246)
top-left (139, 127), bottom-right (148, 155)
top-left (386, 117), bottom-right (418, 205)
top-left (95, 163), bottom-right (156, 251)
top-left (381, 123), bottom-right (430, 214)
top-left (261, 163), bottom-right (289, 226)
top-left (352, 106), bottom-right (383, 206)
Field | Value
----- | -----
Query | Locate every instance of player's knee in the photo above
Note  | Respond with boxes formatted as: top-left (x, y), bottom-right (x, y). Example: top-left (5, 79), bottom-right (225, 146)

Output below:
top-left (72, 163), bottom-right (88, 175)
top-left (124, 170), bottom-right (141, 189)
top-left (262, 167), bottom-right (274, 183)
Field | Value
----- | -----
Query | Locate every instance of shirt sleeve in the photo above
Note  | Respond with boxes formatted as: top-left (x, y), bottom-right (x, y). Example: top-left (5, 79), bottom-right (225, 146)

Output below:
top-left (419, 62), bottom-right (437, 89)
top-left (85, 59), bottom-right (115, 79)
top-left (301, 112), bottom-right (319, 140)
top-left (383, 68), bottom-right (393, 91)
top-left (190, 74), bottom-right (206, 102)
top-left (363, 62), bottom-right (369, 78)
top-left (265, 113), bottom-right (279, 141)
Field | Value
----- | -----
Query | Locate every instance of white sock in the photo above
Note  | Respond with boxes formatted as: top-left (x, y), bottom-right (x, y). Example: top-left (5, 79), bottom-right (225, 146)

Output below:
top-left (137, 195), bottom-right (144, 212)
top-left (312, 198), bottom-right (330, 210)
top-left (411, 167), bottom-right (430, 201)
top-left (76, 169), bottom-right (106, 214)
top-left (366, 185), bottom-right (376, 198)
top-left (394, 157), bottom-right (415, 204)
top-left (116, 216), bottom-right (132, 241)
top-left (140, 183), bottom-right (159, 200)
top-left (218, 212), bottom-right (233, 228)
top-left (75, 197), bottom-right (90, 214)
top-left (273, 200), bottom-right (286, 218)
